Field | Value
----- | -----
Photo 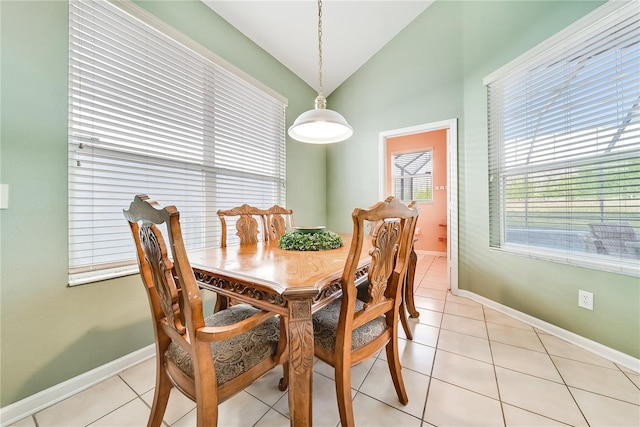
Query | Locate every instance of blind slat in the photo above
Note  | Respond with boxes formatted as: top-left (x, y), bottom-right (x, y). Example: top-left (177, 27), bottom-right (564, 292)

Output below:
top-left (486, 1), bottom-right (640, 276)
top-left (68, 0), bottom-right (287, 285)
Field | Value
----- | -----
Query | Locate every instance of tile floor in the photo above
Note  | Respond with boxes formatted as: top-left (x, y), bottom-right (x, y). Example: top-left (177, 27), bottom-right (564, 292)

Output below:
top-left (9, 255), bottom-right (640, 427)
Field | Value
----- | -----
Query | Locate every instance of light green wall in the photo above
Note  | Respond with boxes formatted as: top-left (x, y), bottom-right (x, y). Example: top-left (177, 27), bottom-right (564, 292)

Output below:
top-left (0, 0), bottom-right (322, 406)
top-left (326, 0), bottom-right (464, 230)
top-left (2, 0), bottom-right (638, 410)
top-left (327, 0), bottom-right (639, 359)
top-left (132, 1), bottom-right (329, 227)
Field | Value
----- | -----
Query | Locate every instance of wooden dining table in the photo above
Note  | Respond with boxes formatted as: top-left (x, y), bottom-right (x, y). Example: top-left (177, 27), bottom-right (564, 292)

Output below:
top-left (188, 233), bottom-right (418, 427)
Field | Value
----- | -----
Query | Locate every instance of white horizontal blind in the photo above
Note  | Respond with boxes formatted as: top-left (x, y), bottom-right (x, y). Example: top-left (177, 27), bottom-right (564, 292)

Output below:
top-left (69, 0), bottom-right (286, 284)
top-left (392, 150), bottom-right (433, 202)
top-left (486, 1), bottom-right (640, 275)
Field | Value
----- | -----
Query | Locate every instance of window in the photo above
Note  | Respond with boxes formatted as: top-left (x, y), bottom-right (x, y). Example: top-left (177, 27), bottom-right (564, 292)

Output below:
top-left (68, 0), bottom-right (287, 285)
top-left (485, 1), bottom-right (639, 276)
top-left (392, 150), bottom-right (433, 202)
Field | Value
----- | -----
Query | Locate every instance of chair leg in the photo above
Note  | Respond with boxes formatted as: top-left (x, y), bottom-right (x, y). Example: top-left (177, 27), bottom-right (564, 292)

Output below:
top-left (401, 249), bottom-right (418, 339)
top-left (405, 248), bottom-right (420, 318)
top-left (335, 359), bottom-right (356, 427)
top-left (385, 340), bottom-right (408, 405)
top-left (148, 365), bottom-right (172, 427)
top-left (196, 398), bottom-right (218, 427)
top-left (275, 316), bottom-right (290, 391)
top-left (399, 303), bottom-right (413, 340)
top-left (278, 361), bottom-right (290, 391)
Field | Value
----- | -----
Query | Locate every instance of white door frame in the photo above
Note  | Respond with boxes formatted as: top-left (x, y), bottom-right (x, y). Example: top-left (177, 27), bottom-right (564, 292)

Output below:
top-left (378, 118), bottom-right (459, 293)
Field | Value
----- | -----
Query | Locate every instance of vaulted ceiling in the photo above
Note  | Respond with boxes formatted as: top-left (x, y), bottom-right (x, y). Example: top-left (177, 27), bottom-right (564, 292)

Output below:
top-left (202, 1), bottom-right (434, 95)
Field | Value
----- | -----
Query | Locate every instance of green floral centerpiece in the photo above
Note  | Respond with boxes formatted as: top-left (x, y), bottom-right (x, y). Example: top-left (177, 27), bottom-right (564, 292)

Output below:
top-left (278, 227), bottom-right (343, 251)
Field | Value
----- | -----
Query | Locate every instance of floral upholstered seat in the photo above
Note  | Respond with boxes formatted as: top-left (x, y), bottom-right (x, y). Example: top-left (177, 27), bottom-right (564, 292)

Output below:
top-left (311, 196), bottom-right (419, 427)
top-left (124, 195), bottom-right (287, 426)
top-left (313, 298), bottom-right (388, 354)
top-left (166, 304), bottom-right (280, 385)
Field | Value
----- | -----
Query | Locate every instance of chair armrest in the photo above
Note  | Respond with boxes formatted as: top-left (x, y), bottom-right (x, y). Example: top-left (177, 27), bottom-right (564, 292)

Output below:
top-left (196, 309), bottom-right (278, 342)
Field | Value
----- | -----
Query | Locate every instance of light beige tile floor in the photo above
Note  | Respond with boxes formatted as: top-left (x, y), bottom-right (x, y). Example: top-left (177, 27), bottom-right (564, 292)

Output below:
top-left (9, 255), bottom-right (640, 427)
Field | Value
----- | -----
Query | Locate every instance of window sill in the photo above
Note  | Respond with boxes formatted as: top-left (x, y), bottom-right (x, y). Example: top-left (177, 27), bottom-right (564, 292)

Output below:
top-left (490, 243), bottom-right (640, 278)
top-left (68, 266), bottom-right (139, 286)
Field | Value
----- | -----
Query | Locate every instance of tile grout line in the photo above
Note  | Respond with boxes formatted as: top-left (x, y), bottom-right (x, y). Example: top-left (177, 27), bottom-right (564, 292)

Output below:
top-left (534, 328), bottom-right (590, 426)
top-left (18, 252), bottom-right (636, 427)
top-left (615, 361), bottom-right (640, 388)
top-left (74, 375), bottom-right (148, 427)
top-left (483, 304), bottom-right (507, 427)
top-left (417, 260), bottom-right (447, 427)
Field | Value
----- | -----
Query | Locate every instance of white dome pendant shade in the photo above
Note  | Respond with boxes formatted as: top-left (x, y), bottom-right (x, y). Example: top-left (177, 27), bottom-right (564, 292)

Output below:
top-left (288, 95), bottom-right (353, 144)
top-left (287, 0), bottom-right (353, 144)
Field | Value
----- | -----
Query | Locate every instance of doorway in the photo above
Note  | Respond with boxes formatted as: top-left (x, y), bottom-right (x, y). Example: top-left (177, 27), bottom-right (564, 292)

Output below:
top-left (378, 119), bottom-right (458, 293)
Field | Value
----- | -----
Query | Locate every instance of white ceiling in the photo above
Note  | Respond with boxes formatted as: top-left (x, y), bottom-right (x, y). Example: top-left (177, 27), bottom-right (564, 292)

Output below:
top-left (202, 1), bottom-right (433, 96)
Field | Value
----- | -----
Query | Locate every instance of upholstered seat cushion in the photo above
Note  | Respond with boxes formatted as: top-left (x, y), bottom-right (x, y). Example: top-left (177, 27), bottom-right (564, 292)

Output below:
top-left (165, 304), bottom-right (280, 385)
top-left (313, 298), bottom-right (389, 354)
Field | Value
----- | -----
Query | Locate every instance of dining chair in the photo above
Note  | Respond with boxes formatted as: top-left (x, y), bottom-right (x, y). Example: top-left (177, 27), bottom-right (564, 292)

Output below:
top-left (264, 204), bottom-right (295, 241)
top-left (217, 204), bottom-right (269, 248)
top-left (124, 195), bottom-right (287, 427)
top-left (312, 196), bottom-right (419, 427)
top-left (357, 201), bottom-right (419, 340)
top-left (216, 204), bottom-right (268, 311)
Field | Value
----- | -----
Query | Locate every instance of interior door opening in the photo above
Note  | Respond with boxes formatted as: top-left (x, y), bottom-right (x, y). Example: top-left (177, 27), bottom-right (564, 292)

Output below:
top-left (379, 119), bottom-right (458, 293)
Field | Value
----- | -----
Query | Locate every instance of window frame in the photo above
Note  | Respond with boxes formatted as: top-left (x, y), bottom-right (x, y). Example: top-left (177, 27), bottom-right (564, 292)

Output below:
top-left (484, 0), bottom-right (640, 277)
top-left (391, 149), bottom-right (434, 204)
top-left (68, 0), bottom-right (288, 285)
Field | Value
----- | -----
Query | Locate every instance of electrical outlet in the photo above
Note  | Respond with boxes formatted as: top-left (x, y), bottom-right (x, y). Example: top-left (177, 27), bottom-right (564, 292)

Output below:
top-left (578, 290), bottom-right (594, 310)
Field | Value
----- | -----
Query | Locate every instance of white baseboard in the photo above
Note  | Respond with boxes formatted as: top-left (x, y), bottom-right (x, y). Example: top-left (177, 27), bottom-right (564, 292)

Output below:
top-left (3, 292), bottom-right (639, 426)
top-left (0, 345), bottom-right (155, 427)
top-left (455, 289), bottom-right (640, 373)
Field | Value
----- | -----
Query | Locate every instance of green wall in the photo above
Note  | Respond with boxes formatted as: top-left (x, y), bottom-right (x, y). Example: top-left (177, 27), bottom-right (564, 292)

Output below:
top-left (0, 0), bottom-right (322, 407)
top-left (1, 0), bottom-right (638, 410)
top-left (327, 0), bottom-right (639, 359)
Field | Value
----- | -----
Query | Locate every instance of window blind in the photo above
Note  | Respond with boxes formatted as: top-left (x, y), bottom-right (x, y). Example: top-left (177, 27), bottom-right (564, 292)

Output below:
top-left (392, 150), bottom-right (433, 202)
top-left (486, 1), bottom-right (640, 275)
top-left (69, 0), bottom-right (287, 285)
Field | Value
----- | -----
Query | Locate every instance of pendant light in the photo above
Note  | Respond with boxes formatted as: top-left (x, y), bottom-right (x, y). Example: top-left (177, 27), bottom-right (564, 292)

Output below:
top-left (288, 0), bottom-right (353, 144)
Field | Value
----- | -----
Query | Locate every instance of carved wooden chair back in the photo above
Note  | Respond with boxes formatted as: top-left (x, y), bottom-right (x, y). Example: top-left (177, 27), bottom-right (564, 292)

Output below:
top-left (312, 196), bottom-right (419, 427)
top-left (217, 204), bottom-right (269, 247)
top-left (124, 195), bottom-right (284, 427)
top-left (264, 204), bottom-right (294, 241)
top-left (359, 200), bottom-right (419, 339)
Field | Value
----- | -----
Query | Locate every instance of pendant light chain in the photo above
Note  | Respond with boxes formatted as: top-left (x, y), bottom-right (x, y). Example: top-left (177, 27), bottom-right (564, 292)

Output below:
top-left (287, 0), bottom-right (353, 144)
top-left (317, 0), bottom-right (324, 96)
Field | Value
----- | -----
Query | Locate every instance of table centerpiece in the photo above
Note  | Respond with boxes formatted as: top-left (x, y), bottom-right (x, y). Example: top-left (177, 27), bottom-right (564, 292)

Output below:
top-left (278, 226), bottom-right (343, 251)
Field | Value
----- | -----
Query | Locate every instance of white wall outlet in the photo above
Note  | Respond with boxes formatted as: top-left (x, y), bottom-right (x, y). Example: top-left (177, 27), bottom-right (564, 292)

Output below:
top-left (578, 290), bottom-right (594, 310)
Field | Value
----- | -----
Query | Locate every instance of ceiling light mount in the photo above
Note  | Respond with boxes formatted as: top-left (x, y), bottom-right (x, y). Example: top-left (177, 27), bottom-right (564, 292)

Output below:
top-left (288, 0), bottom-right (353, 144)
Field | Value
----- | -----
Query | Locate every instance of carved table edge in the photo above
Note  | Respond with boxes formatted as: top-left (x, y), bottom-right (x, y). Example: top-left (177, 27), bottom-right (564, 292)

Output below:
top-left (193, 268), bottom-right (288, 315)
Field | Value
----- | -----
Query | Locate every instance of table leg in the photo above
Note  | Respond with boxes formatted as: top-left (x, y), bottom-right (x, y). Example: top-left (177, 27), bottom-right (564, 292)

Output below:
top-left (286, 296), bottom-right (314, 427)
